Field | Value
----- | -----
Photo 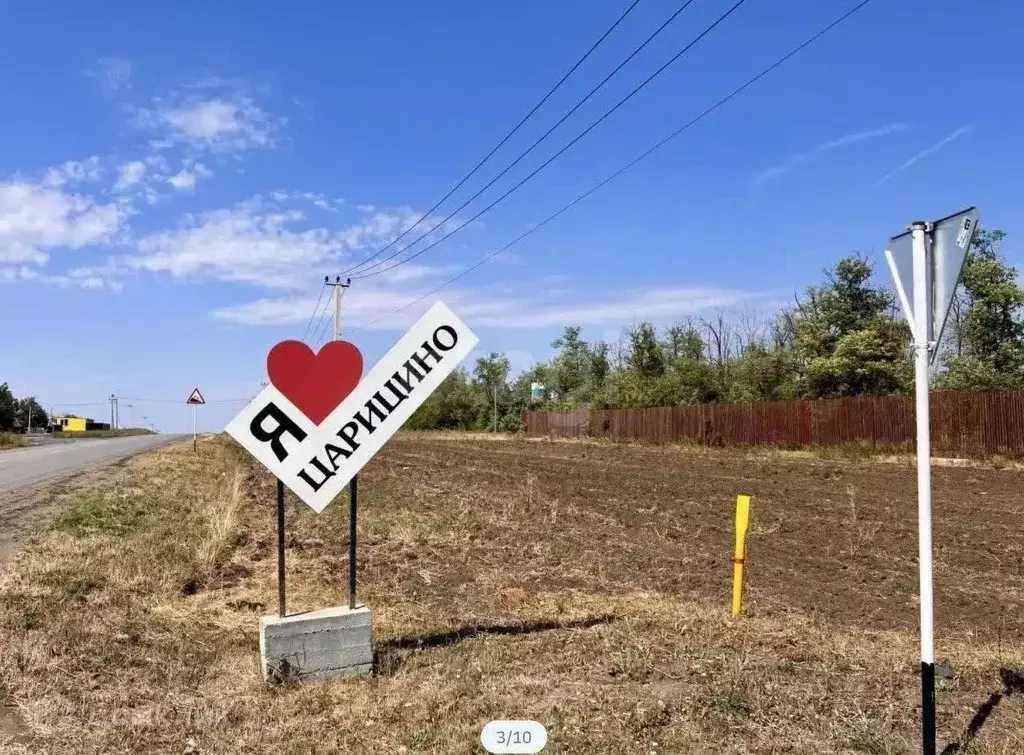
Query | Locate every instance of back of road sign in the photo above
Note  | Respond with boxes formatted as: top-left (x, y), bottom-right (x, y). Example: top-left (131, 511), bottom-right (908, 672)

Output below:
top-left (931, 209), bottom-right (977, 355)
top-left (186, 388), bottom-right (206, 405)
top-left (885, 207), bottom-right (978, 361)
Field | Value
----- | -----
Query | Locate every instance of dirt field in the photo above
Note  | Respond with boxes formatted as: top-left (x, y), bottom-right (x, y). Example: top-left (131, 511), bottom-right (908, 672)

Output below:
top-left (0, 433), bottom-right (1022, 754)
top-left (374, 436), bottom-right (1024, 639)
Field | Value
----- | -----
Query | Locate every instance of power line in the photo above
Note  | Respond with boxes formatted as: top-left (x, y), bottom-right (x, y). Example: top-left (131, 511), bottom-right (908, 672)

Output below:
top-left (301, 278), bottom-right (328, 341)
top-left (352, 0), bottom-right (877, 331)
top-left (309, 275), bottom-right (339, 344)
top-left (351, 0), bottom-right (750, 282)
top-left (339, 0), bottom-right (644, 279)
top-left (312, 310), bottom-right (332, 347)
top-left (308, 275), bottom-right (336, 345)
top-left (348, 0), bottom-right (703, 280)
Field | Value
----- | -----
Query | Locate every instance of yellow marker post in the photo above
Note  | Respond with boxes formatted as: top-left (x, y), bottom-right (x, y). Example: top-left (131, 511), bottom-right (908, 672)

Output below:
top-left (731, 495), bottom-right (751, 616)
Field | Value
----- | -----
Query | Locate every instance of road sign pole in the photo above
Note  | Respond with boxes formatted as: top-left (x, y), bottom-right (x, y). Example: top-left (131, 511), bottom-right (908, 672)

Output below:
top-left (277, 478), bottom-right (287, 618)
top-left (911, 220), bottom-right (937, 755)
top-left (193, 405), bottom-right (197, 452)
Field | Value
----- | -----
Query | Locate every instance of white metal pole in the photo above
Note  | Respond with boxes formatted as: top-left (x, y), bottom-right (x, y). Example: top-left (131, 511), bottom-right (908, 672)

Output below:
top-left (193, 405), bottom-right (197, 452)
top-left (911, 221), bottom-right (936, 755)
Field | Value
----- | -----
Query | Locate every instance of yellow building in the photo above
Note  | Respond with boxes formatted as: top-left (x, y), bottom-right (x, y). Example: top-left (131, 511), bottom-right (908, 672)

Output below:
top-left (51, 415), bottom-right (110, 432)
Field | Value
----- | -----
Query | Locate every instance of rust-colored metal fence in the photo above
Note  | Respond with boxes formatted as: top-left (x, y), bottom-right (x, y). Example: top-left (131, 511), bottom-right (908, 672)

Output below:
top-left (524, 391), bottom-right (1024, 457)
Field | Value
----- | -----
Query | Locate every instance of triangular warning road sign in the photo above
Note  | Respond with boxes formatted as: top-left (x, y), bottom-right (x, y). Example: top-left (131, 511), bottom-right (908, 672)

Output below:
top-left (186, 388), bottom-right (206, 405)
top-left (884, 207), bottom-right (978, 361)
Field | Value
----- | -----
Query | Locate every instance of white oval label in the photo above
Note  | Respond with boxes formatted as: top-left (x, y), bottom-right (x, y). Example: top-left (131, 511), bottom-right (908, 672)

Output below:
top-left (480, 720), bottom-right (547, 753)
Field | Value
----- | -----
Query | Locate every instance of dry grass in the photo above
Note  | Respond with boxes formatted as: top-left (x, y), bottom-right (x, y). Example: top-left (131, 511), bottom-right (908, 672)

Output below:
top-left (0, 434), bottom-right (1022, 754)
top-left (52, 428), bottom-right (154, 439)
top-left (0, 434), bottom-right (30, 451)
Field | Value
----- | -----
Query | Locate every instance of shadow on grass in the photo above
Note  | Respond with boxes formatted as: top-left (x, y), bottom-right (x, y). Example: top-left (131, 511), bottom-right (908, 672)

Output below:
top-left (374, 614), bottom-right (615, 676)
top-left (941, 668), bottom-right (1024, 755)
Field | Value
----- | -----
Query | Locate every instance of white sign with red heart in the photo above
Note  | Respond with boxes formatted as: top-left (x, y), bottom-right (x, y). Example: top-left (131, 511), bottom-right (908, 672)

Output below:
top-left (226, 301), bottom-right (479, 512)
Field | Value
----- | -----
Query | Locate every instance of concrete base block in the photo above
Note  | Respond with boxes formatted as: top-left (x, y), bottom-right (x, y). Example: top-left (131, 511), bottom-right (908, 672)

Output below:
top-left (259, 604), bottom-right (373, 683)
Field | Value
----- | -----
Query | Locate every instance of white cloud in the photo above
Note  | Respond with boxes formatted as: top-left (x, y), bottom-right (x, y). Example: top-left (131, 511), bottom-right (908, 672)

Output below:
top-left (750, 159), bottom-right (809, 187)
top-left (115, 160), bottom-right (147, 191)
top-left (168, 171), bottom-right (196, 190)
top-left (751, 122), bottom-right (910, 187)
top-left (875, 125), bottom-right (972, 186)
top-left (0, 265), bottom-right (41, 281)
top-left (264, 191), bottom-right (341, 212)
top-left (0, 261), bottom-right (122, 292)
top-left (818, 123), bottom-right (909, 150)
top-left (45, 269), bottom-right (124, 292)
top-left (85, 58), bottom-right (132, 92)
top-left (124, 198), bottom-right (429, 289)
top-left (133, 94), bottom-right (278, 153)
top-left (464, 286), bottom-right (756, 328)
top-left (211, 281), bottom-right (763, 333)
top-left (129, 207), bottom-right (336, 288)
top-left (42, 157), bottom-right (102, 188)
top-left (0, 180), bottom-right (125, 266)
top-left (167, 163), bottom-right (211, 191)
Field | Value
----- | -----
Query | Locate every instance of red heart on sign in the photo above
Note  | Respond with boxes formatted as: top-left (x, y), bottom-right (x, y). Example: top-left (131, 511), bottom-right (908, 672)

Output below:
top-left (266, 340), bottom-right (364, 425)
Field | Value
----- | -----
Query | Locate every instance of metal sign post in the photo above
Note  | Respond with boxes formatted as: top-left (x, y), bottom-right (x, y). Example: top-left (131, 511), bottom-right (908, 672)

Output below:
top-left (910, 221), bottom-right (937, 755)
top-left (885, 207), bottom-right (978, 755)
top-left (224, 301), bottom-right (479, 683)
top-left (349, 475), bottom-right (358, 609)
top-left (277, 479), bottom-right (286, 617)
top-left (186, 388), bottom-right (206, 451)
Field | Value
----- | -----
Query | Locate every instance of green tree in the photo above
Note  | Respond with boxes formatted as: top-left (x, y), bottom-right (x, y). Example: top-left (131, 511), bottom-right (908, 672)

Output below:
top-left (474, 352), bottom-right (511, 431)
top-left (588, 340), bottom-right (610, 387)
top-left (626, 321), bottom-right (666, 378)
top-left (728, 343), bottom-right (798, 402)
top-left (792, 255), bottom-right (911, 397)
top-left (550, 326), bottom-right (590, 401)
top-left (936, 229), bottom-right (1024, 389)
top-left (405, 369), bottom-right (476, 430)
top-left (0, 383), bottom-right (16, 431)
top-left (16, 397), bottom-right (48, 431)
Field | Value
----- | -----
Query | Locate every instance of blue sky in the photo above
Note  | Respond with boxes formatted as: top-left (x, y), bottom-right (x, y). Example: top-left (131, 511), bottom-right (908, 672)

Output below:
top-left (2, 0), bottom-right (1021, 432)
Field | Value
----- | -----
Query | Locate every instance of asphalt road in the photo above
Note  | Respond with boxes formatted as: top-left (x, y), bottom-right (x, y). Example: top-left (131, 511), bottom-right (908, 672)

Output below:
top-left (0, 434), bottom-right (186, 495)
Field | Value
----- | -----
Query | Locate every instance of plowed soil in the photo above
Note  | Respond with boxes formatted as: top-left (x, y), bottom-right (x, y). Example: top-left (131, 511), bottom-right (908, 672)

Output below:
top-left (339, 435), bottom-right (1024, 639)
